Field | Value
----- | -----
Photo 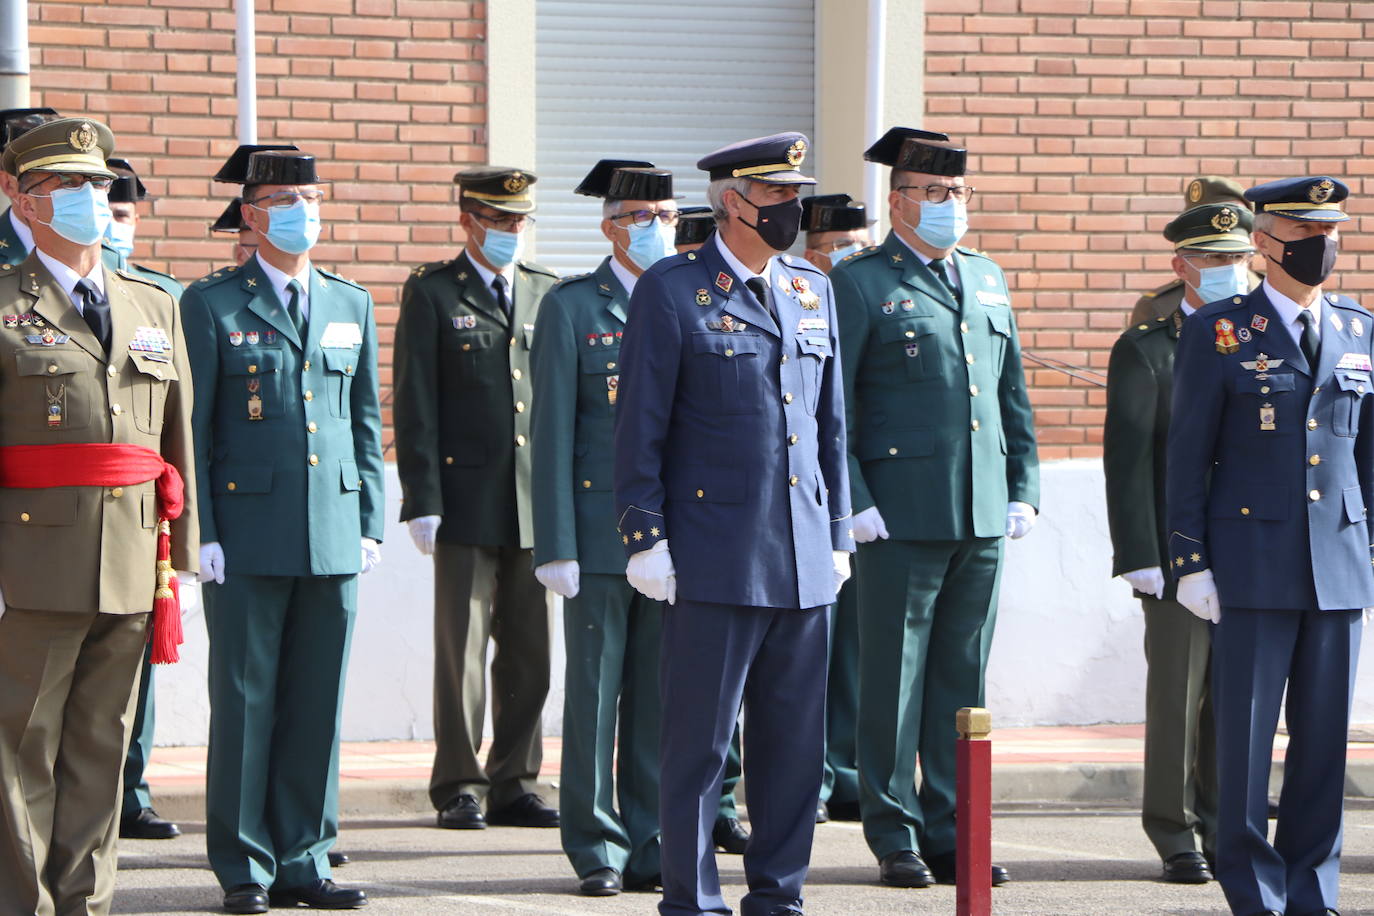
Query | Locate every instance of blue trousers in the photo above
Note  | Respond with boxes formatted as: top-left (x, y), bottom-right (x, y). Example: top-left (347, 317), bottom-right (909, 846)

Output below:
top-left (658, 599), bottom-right (829, 916)
top-left (1212, 607), bottom-right (1360, 916)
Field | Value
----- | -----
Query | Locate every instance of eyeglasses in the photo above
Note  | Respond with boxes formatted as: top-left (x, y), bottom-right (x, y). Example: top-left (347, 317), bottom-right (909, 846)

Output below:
top-left (24, 174), bottom-right (114, 194)
top-left (897, 184), bottom-right (976, 204)
top-left (1182, 252), bottom-right (1251, 268)
top-left (611, 208), bottom-right (680, 229)
top-left (247, 189), bottom-right (327, 209)
top-left (473, 212), bottom-right (534, 232)
top-left (810, 237), bottom-right (867, 254)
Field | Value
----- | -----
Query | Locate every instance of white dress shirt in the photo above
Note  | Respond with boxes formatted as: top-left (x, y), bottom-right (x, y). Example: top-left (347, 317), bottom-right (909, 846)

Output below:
top-left (468, 252), bottom-right (516, 306)
top-left (714, 232), bottom-right (773, 289)
top-left (256, 253), bottom-right (312, 321)
top-left (35, 249), bottom-right (105, 313)
top-left (608, 254), bottom-right (639, 298)
top-left (898, 231), bottom-right (962, 292)
top-left (1263, 278), bottom-right (1321, 348)
top-left (10, 209), bottom-right (33, 255)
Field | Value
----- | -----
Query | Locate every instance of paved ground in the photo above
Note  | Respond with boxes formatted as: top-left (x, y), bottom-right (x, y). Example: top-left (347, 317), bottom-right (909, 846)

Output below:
top-left (113, 800), bottom-right (1374, 915)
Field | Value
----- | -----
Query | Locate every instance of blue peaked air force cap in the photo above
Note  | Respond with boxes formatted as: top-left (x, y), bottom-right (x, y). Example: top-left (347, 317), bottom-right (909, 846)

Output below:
top-left (1244, 176), bottom-right (1350, 223)
top-left (697, 132), bottom-right (817, 185)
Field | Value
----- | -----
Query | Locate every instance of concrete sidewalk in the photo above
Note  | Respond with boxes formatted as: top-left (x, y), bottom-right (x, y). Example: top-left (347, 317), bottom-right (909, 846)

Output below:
top-left (142, 723), bottom-right (1374, 822)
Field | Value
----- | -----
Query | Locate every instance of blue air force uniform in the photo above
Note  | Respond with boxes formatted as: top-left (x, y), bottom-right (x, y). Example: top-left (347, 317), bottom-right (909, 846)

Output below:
top-left (1166, 176), bottom-right (1371, 916)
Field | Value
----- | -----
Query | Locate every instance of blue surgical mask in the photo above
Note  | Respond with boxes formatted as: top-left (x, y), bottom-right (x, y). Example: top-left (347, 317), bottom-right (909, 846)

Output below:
top-left (1192, 262), bottom-right (1249, 305)
top-left (37, 183), bottom-right (113, 247)
top-left (906, 198), bottom-right (969, 251)
top-left (828, 243), bottom-right (863, 268)
top-left (624, 220), bottom-right (675, 271)
top-left (479, 224), bottom-right (523, 269)
top-left (104, 219), bottom-right (135, 261)
top-left (256, 199), bottom-right (321, 255)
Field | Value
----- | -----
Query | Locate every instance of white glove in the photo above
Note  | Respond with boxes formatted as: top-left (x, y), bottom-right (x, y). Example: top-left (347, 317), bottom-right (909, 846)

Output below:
top-left (176, 574), bottom-right (200, 617)
top-left (1364, 607), bottom-right (1373, 626)
top-left (1177, 569), bottom-right (1221, 624)
top-left (198, 542), bottom-right (225, 584)
top-left (535, 560), bottom-right (581, 599)
top-left (408, 515), bottom-right (441, 556)
top-left (1006, 501), bottom-right (1037, 539)
top-left (833, 550), bottom-right (851, 594)
top-left (1121, 566), bottom-right (1166, 600)
top-left (852, 506), bottom-right (889, 544)
top-left (626, 539), bottom-right (676, 605)
top-left (361, 538), bottom-right (381, 574)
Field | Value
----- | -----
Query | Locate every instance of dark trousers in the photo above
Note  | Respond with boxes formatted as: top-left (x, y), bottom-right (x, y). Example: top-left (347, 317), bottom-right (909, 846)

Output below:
top-left (658, 600), bottom-right (829, 916)
top-left (820, 578), bottom-right (859, 806)
top-left (121, 646), bottom-right (156, 818)
top-left (1212, 607), bottom-right (1360, 916)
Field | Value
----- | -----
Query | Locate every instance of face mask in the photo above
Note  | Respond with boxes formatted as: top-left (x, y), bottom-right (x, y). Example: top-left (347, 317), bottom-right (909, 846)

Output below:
top-left (478, 224), bottom-right (523, 268)
top-left (905, 197), bottom-right (969, 251)
top-left (624, 220), bottom-right (675, 271)
top-left (36, 183), bottom-right (113, 247)
top-left (827, 243), bottom-right (863, 268)
top-left (256, 199), bottom-right (321, 255)
top-left (1263, 230), bottom-right (1337, 287)
top-left (738, 194), bottom-right (803, 251)
top-left (1191, 261), bottom-right (1249, 305)
top-left (104, 220), bottom-right (135, 260)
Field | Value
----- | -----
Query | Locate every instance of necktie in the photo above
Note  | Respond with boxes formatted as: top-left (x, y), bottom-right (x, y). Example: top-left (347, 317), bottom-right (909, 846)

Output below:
top-left (929, 258), bottom-right (958, 299)
top-left (745, 276), bottom-right (774, 322)
top-left (1298, 309), bottom-right (1320, 367)
top-left (75, 279), bottom-right (111, 353)
top-left (285, 279), bottom-right (306, 338)
top-left (493, 275), bottom-right (511, 319)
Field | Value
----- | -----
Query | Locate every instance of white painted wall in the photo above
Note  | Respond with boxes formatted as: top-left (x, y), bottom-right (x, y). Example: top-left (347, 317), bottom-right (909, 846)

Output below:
top-left (150, 458), bottom-right (1374, 746)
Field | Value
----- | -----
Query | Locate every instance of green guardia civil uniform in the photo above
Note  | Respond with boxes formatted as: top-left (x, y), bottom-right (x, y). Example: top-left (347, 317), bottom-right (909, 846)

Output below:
top-left (181, 255), bottom-right (384, 891)
top-left (531, 256), bottom-right (662, 884)
top-left (0, 207), bottom-right (24, 266)
top-left (393, 249), bottom-right (560, 811)
top-left (833, 232), bottom-right (1039, 860)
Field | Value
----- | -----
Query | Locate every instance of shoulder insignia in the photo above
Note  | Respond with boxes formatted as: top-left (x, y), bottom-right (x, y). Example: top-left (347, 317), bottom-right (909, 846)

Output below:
top-left (517, 259), bottom-right (559, 279)
top-left (194, 268), bottom-right (244, 290)
top-left (410, 259), bottom-right (449, 279)
top-left (787, 257), bottom-right (825, 277)
top-left (318, 268), bottom-right (367, 292)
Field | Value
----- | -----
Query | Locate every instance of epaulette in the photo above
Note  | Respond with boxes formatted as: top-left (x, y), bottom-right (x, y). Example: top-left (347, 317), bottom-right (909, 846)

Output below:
top-left (1193, 293), bottom-right (1250, 321)
top-left (130, 263), bottom-right (182, 284)
top-left (779, 253), bottom-right (825, 276)
top-left (1140, 279), bottom-right (1182, 302)
top-left (410, 259), bottom-right (449, 279)
top-left (194, 267), bottom-right (240, 288)
top-left (318, 267), bottom-right (367, 292)
top-left (1327, 292), bottom-right (1372, 317)
top-left (1123, 314), bottom-right (1174, 338)
top-left (661, 250), bottom-right (703, 273)
top-left (118, 267), bottom-right (170, 290)
top-left (552, 271), bottom-right (593, 289)
top-left (956, 245), bottom-right (991, 260)
top-left (517, 259), bottom-right (558, 279)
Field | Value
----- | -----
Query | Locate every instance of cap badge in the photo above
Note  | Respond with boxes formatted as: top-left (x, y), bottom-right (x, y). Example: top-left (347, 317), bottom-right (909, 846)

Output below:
top-left (1187, 180), bottom-right (1203, 204)
top-left (1211, 208), bottom-right (1239, 232)
top-left (786, 139), bottom-right (806, 167)
top-left (1309, 178), bottom-right (1335, 204)
top-left (68, 122), bottom-right (97, 153)
top-left (503, 172), bottom-right (528, 194)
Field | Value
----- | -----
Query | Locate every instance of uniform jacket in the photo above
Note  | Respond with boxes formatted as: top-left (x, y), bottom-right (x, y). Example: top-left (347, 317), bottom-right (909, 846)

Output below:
top-left (530, 257), bottom-right (631, 575)
top-left (613, 239), bottom-right (854, 611)
top-left (1128, 271), bottom-right (1262, 326)
top-left (1104, 311), bottom-right (1182, 599)
top-left (0, 252), bottom-right (197, 612)
top-left (101, 244), bottom-right (185, 302)
top-left (393, 251), bottom-right (558, 549)
top-left (831, 233), bottom-right (1039, 541)
top-left (0, 207), bottom-right (23, 267)
top-left (181, 256), bottom-right (384, 577)
top-left (1167, 285), bottom-right (1374, 611)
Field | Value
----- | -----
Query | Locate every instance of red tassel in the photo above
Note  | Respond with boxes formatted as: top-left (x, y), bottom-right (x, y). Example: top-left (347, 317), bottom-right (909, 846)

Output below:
top-left (149, 520), bottom-right (183, 665)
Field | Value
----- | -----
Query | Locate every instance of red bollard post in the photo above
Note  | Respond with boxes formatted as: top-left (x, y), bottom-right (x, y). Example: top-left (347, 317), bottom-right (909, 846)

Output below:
top-left (956, 706), bottom-right (992, 916)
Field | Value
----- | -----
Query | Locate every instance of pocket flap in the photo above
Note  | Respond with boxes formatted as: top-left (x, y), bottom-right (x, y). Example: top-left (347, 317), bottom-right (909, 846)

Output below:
top-left (858, 427), bottom-right (935, 461)
top-left (692, 332), bottom-right (762, 358)
top-left (670, 466), bottom-right (746, 503)
top-left (578, 345), bottom-right (622, 374)
top-left (0, 488), bottom-right (77, 525)
top-left (798, 336), bottom-right (832, 357)
top-left (340, 457), bottom-right (361, 492)
top-left (1234, 372), bottom-right (1296, 396)
top-left (1335, 370), bottom-right (1369, 394)
top-left (322, 348), bottom-right (357, 375)
top-left (877, 320), bottom-right (935, 345)
top-left (444, 330), bottom-right (494, 351)
top-left (224, 349), bottom-right (283, 377)
top-left (986, 308), bottom-right (1012, 336)
top-left (213, 464), bottom-right (273, 495)
top-left (129, 353), bottom-right (179, 381)
top-left (1344, 486), bottom-right (1367, 524)
top-left (15, 349), bottom-right (88, 377)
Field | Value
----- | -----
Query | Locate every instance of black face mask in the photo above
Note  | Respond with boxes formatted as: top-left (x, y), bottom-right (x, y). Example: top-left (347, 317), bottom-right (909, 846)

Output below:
top-left (1262, 230), bottom-right (1337, 287)
top-left (737, 194), bottom-right (803, 251)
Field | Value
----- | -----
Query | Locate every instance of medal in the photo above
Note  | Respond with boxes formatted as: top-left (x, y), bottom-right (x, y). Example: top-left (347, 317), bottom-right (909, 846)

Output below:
top-left (881, 302), bottom-right (894, 315)
top-left (1251, 315), bottom-right (1268, 333)
top-left (229, 331), bottom-right (243, 347)
top-left (1260, 402), bottom-right (1276, 431)
top-left (602, 332), bottom-right (615, 346)
top-left (696, 288), bottom-right (711, 306)
top-left (792, 276), bottom-right (810, 294)
top-left (247, 331), bottom-right (260, 345)
top-left (1214, 318), bottom-right (1240, 355)
top-left (606, 374), bottom-right (619, 406)
top-left (46, 383), bottom-right (64, 429)
top-left (247, 378), bottom-right (263, 420)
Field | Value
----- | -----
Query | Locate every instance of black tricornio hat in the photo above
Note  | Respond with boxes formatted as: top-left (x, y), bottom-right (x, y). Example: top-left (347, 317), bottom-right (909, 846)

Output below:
top-left (211, 198), bottom-right (245, 233)
top-left (244, 150), bottom-right (324, 187)
top-left (0, 107), bottom-right (59, 152)
top-left (675, 206), bottom-right (714, 247)
top-left (802, 194), bottom-right (867, 232)
top-left (213, 143), bottom-right (301, 184)
top-left (106, 157), bottom-right (148, 204)
top-left (575, 159), bottom-right (653, 197)
top-left (864, 127), bottom-right (966, 177)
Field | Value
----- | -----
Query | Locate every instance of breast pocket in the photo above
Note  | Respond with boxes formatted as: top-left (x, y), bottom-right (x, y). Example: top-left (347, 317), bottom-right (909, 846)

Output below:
top-left (443, 330), bottom-right (495, 385)
top-left (14, 349), bottom-right (93, 432)
top-left (322, 348), bottom-right (358, 420)
top-left (986, 307), bottom-right (1011, 372)
top-left (877, 320), bottom-right (939, 382)
top-left (692, 332), bottom-right (764, 415)
top-left (224, 349), bottom-right (285, 421)
top-left (129, 354), bottom-right (179, 434)
top-left (797, 335), bottom-right (831, 416)
top-left (1331, 370), bottom-right (1369, 438)
top-left (578, 345), bottom-right (621, 417)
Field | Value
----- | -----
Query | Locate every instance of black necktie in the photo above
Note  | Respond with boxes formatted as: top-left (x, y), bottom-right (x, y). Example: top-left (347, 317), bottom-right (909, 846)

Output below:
top-left (493, 275), bottom-right (511, 319)
top-left (745, 276), bottom-right (774, 321)
top-left (285, 279), bottom-right (306, 337)
top-left (1298, 309), bottom-right (1320, 367)
top-left (929, 258), bottom-right (958, 299)
top-left (75, 279), bottom-right (110, 352)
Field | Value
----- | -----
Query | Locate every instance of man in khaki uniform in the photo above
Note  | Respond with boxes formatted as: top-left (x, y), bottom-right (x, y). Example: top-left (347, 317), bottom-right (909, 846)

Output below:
top-left (0, 117), bottom-right (197, 916)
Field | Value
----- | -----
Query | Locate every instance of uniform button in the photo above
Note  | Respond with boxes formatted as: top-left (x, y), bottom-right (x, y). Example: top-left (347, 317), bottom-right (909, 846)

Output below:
top-left (303, 360), bottom-right (311, 370)
top-left (783, 393), bottom-right (794, 404)
top-left (960, 321), bottom-right (970, 333)
top-left (780, 354), bottom-right (789, 364)
top-left (515, 434), bottom-right (527, 447)
top-left (1313, 386), bottom-right (1322, 394)
top-left (47, 364), bottom-right (56, 374)
top-left (971, 419), bottom-right (981, 431)
top-left (1360, 385), bottom-right (1367, 395)
top-left (1260, 386), bottom-right (1270, 394)
top-left (1309, 489), bottom-right (1322, 501)
top-left (970, 384), bottom-right (979, 396)
top-left (905, 330), bottom-right (916, 339)
top-left (248, 364), bottom-right (258, 374)
top-left (304, 390), bottom-right (314, 401)
top-left (695, 489), bottom-right (704, 499)
top-left (307, 422), bottom-right (318, 433)
top-left (462, 343), bottom-right (472, 351)
top-left (515, 401), bottom-right (526, 413)
top-left (889, 447), bottom-right (898, 456)
top-left (1240, 507), bottom-right (1250, 516)
top-left (510, 337), bottom-right (517, 347)
top-left (582, 480), bottom-right (592, 489)
top-left (606, 361), bottom-right (616, 370)
top-left (788, 434), bottom-right (798, 445)
top-left (309, 454), bottom-right (320, 466)
top-left (1310, 454), bottom-right (1321, 466)
top-left (724, 349), bottom-right (734, 357)
top-left (445, 456), bottom-right (454, 465)
top-left (111, 404), bottom-right (122, 415)
top-left (512, 368), bottom-right (523, 380)
top-left (346, 365), bottom-right (353, 373)
top-left (111, 487), bottom-right (124, 498)
top-left (1308, 418), bottom-right (1319, 430)
top-left (227, 482), bottom-right (237, 491)
top-left (106, 365), bottom-right (117, 377)
top-left (966, 353), bottom-right (975, 365)
top-left (789, 475), bottom-right (799, 486)
top-left (19, 512), bottom-right (29, 522)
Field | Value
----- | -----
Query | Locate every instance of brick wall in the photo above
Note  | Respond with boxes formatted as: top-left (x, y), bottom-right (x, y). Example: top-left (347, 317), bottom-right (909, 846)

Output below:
top-left (28, 0), bottom-right (488, 435)
top-left (924, 0), bottom-right (1374, 459)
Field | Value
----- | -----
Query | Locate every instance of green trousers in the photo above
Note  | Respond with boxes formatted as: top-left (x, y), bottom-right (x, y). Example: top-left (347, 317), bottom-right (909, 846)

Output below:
top-left (204, 574), bottom-right (356, 891)
top-left (122, 646), bottom-right (155, 818)
top-left (1141, 596), bottom-right (1217, 860)
top-left (856, 537), bottom-right (1003, 860)
top-left (820, 578), bottom-right (859, 806)
top-left (718, 728), bottom-right (742, 819)
top-left (559, 573), bottom-right (662, 883)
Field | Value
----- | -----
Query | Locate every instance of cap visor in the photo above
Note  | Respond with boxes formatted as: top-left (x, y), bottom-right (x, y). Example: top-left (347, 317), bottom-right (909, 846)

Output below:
top-left (750, 170), bottom-right (817, 186)
top-left (33, 162), bottom-right (118, 180)
top-left (477, 199), bottom-right (536, 214)
top-left (1178, 239), bottom-right (1256, 253)
top-left (1275, 209), bottom-right (1350, 223)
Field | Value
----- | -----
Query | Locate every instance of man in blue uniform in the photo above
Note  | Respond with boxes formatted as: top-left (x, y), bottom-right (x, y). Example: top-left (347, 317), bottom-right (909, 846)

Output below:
top-left (614, 132), bottom-right (853, 916)
top-left (1168, 176), bottom-right (1373, 916)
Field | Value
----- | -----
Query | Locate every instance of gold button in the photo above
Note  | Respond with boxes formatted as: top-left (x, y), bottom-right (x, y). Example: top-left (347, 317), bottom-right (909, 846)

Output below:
top-left (19, 512), bottom-right (29, 522)
top-left (695, 489), bottom-right (704, 498)
top-left (780, 354), bottom-right (789, 364)
top-left (788, 434), bottom-right (798, 445)
top-left (307, 422), bottom-right (317, 433)
top-left (248, 364), bottom-right (257, 374)
top-left (304, 360), bottom-right (312, 370)
top-left (515, 434), bottom-right (527, 446)
top-left (512, 368), bottom-right (523, 380)
top-left (1310, 454), bottom-right (1321, 466)
top-left (971, 419), bottom-right (981, 431)
top-left (905, 330), bottom-right (916, 339)
top-left (960, 321), bottom-right (969, 333)
top-left (510, 337), bottom-right (517, 347)
top-left (309, 454), bottom-right (320, 466)
top-left (783, 393), bottom-right (794, 404)
top-left (966, 353), bottom-right (975, 365)
top-left (582, 480), bottom-right (592, 489)
top-left (106, 365), bottom-right (117, 377)
top-left (111, 404), bottom-right (122, 415)
top-left (889, 447), bottom-right (898, 456)
top-left (346, 365), bottom-right (353, 373)
top-left (304, 390), bottom-right (314, 401)
top-left (725, 349), bottom-right (734, 357)
top-left (607, 361), bottom-right (616, 370)
top-left (515, 401), bottom-right (526, 413)
top-left (227, 482), bottom-right (237, 491)
top-left (1360, 385), bottom-right (1367, 395)
top-left (970, 384), bottom-right (979, 396)
top-left (1308, 418), bottom-right (1318, 430)
top-left (47, 364), bottom-right (56, 374)
top-left (1241, 507), bottom-right (1250, 516)
top-left (152, 368), bottom-right (162, 379)
top-left (1313, 386), bottom-right (1322, 393)
top-left (1309, 489), bottom-right (1321, 501)
top-left (462, 343), bottom-right (472, 351)
top-left (111, 487), bottom-right (124, 498)
top-left (445, 457), bottom-right (454, 465)
top-left (789, 475), bottom-right (799, 486)
top-left (1260, 386), bottom-right (1270, 394)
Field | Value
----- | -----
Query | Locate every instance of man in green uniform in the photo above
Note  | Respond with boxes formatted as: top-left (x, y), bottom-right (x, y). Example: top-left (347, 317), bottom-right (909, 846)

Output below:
top-left (393, 166), bottom-right (561, 830)
top-left (183, 149), bottom-right (384, 913)
top-left (1129, 177), bottom-right (1261, 326)
top-left (210, 196), bottom-right (256, 266)
top-left (0, 107), bottom-right (61, 266)
top-left (832, 127), bottom-right (1039, 889)
top-left (531, 158), bottom-right (678, 896)
top-left (101, 158), bottom-right (183, 301)
top-left (1104, 198), bottom-right (1256, 885)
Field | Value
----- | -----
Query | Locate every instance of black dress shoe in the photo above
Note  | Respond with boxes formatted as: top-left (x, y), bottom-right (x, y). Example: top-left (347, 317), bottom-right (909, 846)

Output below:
top-left (223, 884), bottom-right (269, 915)
top-left (623, 872), bottom-right (661, 892)
top-left (119, 807), bottom-right (181, 840)
top-left (436, 794), bottom-right (486, 829)
top-left (486, 793), bottom-right (559, 827)
top-left (579, 867), bottom-right (622, 897)
top-left (766, 907), bottom-right (804, 915)
top-left (1162, 851), bottom-right (1212, 884)
top-left (268, 879), bottom-right (367, 909)
top-left (328, 851), bottom-right (349, 867)
top-left (826, 799), bottom-right (862, 821)
top-left (1268, 800), bottom-right (1280, 819)
top-left (815, 801), bottom-right (829, 824)
top-left (713, 815), bottom-right (750, 854)
top-left (879, 850), bottom-right (933, 888)
top-left (926, 851), bottom-right (1009, 886)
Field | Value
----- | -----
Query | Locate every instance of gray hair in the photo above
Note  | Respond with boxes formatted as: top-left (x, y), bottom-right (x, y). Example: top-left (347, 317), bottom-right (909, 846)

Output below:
top-left (602, 199), bottom-right (621, 220)
top-left (1253, 211), bottom-right (1277, 236)
top-left (706, 177), bottom-right (753, 222)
